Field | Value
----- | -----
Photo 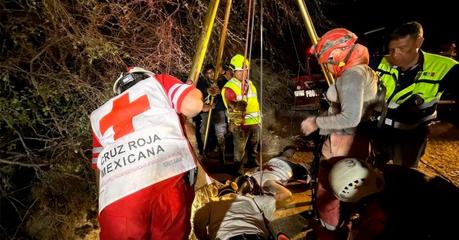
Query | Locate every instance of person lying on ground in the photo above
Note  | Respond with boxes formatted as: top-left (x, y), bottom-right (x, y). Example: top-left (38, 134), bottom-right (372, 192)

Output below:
top-left (193, 180), bottom-right (276, 240)
top-left (235, 147), bottom-right (311, 202)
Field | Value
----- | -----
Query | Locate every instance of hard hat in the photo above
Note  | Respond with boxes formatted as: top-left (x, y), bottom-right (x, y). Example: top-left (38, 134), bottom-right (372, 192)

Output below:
top-left (113, 67), bottom-right (153, 94)
top-left (329, 158), bottom-right (385, 203)
top-left (229, 54), bottom-right (250, 71)
top-left (313, 28), bottom-right (358, 65)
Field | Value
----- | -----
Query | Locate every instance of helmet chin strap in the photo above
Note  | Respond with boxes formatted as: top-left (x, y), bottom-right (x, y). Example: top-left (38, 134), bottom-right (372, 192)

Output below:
top-left (332, 44), bottom-right (357, 76)
top-left (342, 44), bottom-right (357, 65)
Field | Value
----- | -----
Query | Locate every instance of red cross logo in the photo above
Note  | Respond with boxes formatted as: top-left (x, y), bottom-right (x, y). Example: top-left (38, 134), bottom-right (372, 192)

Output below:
top-left (99, 93), bottom-right (150, 140)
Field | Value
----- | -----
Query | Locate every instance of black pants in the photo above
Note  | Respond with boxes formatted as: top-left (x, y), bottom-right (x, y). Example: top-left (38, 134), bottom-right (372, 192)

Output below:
top-left (284, 159), bottom-right (310, 181)
top-left (373, 126), bottom-right (428, 168)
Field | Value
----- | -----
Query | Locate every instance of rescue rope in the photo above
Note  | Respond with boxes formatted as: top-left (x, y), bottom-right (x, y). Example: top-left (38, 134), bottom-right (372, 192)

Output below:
top-left (287, 12), bottom-right (305, 137)
top-left (258, 0), bottom-right (264, 184)
top-left (241, 0), bottom-right (254, 98)
top-left (287, 16), bottom-right (306, 73)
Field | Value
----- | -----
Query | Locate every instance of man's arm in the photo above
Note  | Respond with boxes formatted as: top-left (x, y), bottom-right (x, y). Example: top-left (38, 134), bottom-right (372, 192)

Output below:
top-left (254, 195), bottom-right (277, 221)
top-left (316, 69), bottom-right (366, 130)
top-left (155, 74), bottom-right (203, 117)
top-left (223, 87), bottom-right (237, 107)
top-left (181, 88), bottom-right (203, 117)
top-left (223, 87), bottom-right (246, 111)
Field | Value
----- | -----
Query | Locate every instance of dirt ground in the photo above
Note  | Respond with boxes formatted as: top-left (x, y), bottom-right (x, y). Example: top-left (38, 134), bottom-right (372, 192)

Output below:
top-left (420, 121), bottom-right (459, 185)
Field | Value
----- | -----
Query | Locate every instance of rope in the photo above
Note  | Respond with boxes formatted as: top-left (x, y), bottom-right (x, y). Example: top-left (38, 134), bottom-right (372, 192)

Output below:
top-left (287, 16), bottom-right (306, 72)
top-left (287, 13), bottom-right (306, 136)
top-left (247, 0), bottom-right (256, 86)
top-left (258, 0), bottom-right (264, 186)
top-left (242, 0), bottom-right (254, 99)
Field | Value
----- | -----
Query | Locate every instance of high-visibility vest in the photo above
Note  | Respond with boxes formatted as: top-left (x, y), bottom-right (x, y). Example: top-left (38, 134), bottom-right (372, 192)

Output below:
top-left (376, 52), bottom-right (458, 129)
top-left (222, 78), bottom-right (261, 125)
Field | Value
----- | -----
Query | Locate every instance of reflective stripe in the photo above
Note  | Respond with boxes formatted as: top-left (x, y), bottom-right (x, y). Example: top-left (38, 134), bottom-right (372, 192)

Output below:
top-left (92, 147), bottom-right (103, 153)
top-left (418, 100), bottom-right (438, 109)
top-left (171, 84), bottom-right (191, 109)
top-left (245, 112), bottom-right (260, 119)
top-left (387, 101), bottom-right (399, 108)
top-left (236, 93), bottom-right (257, 100)
top-left (387, 99), bottom-right (439, 109)
top-left (168, 84), bottom-right (181, 104)
top-left (381, 111), bottom-right (437, 130)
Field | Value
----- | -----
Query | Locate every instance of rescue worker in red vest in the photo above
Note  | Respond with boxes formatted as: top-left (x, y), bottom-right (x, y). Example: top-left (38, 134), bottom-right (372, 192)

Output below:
top-left (222, 54), bottom-right (261, 174)
top-left (300, 28), bottom-right (380, 237)
top-left (371, 21), bottom-right (459, 168)
top-left (90, 67), bottom-right (203, 239)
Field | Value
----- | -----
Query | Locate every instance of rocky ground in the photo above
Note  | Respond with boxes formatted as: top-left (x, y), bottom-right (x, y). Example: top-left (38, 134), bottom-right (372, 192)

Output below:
top-left (420, 121), bottom-right (459, 185)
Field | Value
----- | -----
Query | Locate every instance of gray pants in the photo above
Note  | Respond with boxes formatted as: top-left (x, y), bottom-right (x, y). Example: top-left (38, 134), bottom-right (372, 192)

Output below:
top-left (232, 124), bottom-right (259, 164)
top-left (200, 111), bottom-right (227, 150)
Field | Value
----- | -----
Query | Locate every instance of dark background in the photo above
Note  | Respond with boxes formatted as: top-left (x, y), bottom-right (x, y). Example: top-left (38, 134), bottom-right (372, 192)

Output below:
top-left (280, 0), bottom-right (458, 75)
top-left (322, 0), bottom-right (458, 54)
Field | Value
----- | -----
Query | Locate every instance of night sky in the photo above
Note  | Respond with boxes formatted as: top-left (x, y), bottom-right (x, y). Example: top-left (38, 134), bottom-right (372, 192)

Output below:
top-left (320, 0), bottom-right (458, 53)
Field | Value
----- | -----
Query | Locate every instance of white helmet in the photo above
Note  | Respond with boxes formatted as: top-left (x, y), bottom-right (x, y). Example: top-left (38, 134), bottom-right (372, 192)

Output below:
top-left (329, 158), bottom-right (385, 203)
top-left (113, 67), bottom-right (154, 94)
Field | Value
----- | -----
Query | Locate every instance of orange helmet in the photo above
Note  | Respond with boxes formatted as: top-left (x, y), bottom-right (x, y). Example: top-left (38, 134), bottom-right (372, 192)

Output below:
top-left (314, 28), bottom-right (358, 66)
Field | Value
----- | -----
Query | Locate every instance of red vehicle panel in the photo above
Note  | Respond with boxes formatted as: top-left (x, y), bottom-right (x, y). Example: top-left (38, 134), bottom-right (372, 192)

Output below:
top-left (292, 74), bottom-right (327, 111)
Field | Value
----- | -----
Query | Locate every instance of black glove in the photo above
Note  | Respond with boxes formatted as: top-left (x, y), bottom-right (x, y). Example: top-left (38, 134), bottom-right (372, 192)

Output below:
top-left (395, 94), bottom-right (426, 123)
top-left (398, 94), bottom-right (424, 113)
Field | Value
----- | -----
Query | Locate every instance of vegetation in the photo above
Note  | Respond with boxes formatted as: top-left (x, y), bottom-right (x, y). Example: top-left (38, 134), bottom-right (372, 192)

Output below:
top-left (0, 0), bottom-right (335, 239)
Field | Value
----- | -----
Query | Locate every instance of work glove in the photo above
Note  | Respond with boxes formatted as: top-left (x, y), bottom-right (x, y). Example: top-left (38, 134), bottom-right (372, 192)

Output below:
top-left (234, 100), bottom-right (248, 111)
top-left (398, 94), bottom-right (424, 112)
top-left (395, 94), bottom-right (425, 123)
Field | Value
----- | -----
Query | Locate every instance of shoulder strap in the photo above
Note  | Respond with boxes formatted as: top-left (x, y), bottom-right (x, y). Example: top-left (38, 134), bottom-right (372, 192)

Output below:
top-left (375, 75), bottom-right (388, 128)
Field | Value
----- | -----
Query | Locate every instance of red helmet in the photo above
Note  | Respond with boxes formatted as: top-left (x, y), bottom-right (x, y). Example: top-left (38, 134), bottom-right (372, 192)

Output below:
top-left (314, 28), bottom-right (358, 65)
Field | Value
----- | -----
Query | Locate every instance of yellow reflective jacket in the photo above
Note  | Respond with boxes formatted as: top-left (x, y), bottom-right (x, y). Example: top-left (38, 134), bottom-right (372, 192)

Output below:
top-left (376, 51), bottom-right (458, 129)
top-left (222, 78), bottom-right (261, 126)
